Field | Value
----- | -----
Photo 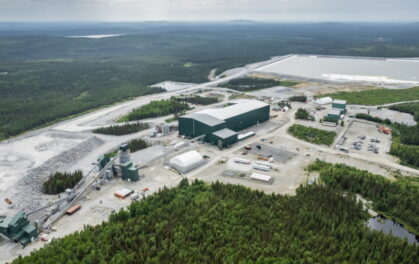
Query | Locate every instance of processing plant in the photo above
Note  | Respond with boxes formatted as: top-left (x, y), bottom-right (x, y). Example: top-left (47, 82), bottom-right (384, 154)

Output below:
top-left (178, 99), bottom-right (269, 148)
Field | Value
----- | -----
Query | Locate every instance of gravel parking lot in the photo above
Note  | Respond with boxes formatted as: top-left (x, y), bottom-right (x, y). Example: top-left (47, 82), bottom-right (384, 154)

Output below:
top-left (337, 121), bottom-right (392, 159)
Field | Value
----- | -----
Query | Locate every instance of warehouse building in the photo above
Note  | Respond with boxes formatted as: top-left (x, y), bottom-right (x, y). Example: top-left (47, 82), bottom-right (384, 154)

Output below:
top-left (178, 100), bottom-right (269, 148)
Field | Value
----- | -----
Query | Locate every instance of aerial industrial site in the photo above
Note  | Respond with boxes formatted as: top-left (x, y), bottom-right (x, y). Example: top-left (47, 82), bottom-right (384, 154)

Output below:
top-left (1, 54), bottom-right (419, 262)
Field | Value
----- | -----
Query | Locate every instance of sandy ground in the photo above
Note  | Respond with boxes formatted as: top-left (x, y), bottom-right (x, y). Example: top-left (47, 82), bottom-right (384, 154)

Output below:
top-left (347, 107), bottom-right (417, 126)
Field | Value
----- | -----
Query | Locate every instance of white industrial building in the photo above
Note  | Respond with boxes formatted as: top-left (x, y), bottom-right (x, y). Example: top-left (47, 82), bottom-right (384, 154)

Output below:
top-left (169, 150), bottom-right (205, 174)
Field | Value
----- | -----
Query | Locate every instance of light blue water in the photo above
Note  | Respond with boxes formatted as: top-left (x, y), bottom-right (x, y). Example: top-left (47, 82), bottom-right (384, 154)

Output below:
top-left (367, 216), bottom-right (418, 245)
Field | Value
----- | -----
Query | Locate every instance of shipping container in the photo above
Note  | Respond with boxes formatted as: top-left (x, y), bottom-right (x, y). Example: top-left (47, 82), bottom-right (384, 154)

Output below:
top-left (65, 205), bottom-right (81, 215)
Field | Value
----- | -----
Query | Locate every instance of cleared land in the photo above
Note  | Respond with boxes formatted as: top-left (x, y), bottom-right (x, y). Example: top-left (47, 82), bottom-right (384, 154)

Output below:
top-left (321, 86), bottom-right (419, 105)
top-left (257, 55), bottom-right (419, 86)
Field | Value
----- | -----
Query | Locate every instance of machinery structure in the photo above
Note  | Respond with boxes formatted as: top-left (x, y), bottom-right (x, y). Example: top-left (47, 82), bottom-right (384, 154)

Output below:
top-left (0, 211), bottom-right (38, 246)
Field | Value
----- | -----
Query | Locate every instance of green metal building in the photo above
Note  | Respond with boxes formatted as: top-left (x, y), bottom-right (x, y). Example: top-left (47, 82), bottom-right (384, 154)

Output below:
top-left (97, 155), bottom-right (110, 170)
top-left (178, 100), bottom-right (269, 148)
top-left (120, 161), bottom-right (140, 182)
top-left (0, 211), bottom-right (38, 246)
top-left (332, 99), bottom-right (347, 113)
top-left (208, 128), bottom-right (238, 148)
top-left (326, 109), bottom-right (342, 121)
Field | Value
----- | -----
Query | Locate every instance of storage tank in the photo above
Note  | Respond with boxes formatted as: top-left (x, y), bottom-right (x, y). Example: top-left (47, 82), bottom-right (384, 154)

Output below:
top-left (119, 143), bottom-right (130, 164)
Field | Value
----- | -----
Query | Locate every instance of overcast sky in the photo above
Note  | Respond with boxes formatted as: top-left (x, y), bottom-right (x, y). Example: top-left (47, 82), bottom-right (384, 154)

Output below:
top-left (0, 0), bottom-right (418, 22)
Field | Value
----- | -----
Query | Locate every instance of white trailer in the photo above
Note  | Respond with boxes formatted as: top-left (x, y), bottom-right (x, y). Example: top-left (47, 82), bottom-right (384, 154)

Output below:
top-left (255, 161), bottom-right (272, 168)
top-left (253, 164), bottom-right (270, 172)
top-left (250, 173), bottom-right (273, 183)
top-left (234, 158), bottom-right (251, 164)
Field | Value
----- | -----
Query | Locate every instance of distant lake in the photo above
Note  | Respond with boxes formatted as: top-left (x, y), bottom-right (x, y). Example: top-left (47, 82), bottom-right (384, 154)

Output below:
top-left (367, 216), bottom-right (418, 245)
top-left (66, 34), bottom-right (124, 39)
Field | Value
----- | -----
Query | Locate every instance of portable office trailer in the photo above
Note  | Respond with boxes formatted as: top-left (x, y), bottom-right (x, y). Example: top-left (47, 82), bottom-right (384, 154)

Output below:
top-left (234, 158), bottom-right (251, 164)
top-left (253, 164), bottom-right (271, 171)
top-left (255, 161), bottom-right (272, 168)
top-left (250, 173), bottom-right (273, 183)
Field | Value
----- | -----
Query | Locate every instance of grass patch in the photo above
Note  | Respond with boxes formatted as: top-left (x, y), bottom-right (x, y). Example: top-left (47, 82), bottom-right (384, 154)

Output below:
top-left (288, 124), bottom-right (336, 146)
top-left (320, 86), bottom-right (419, 105)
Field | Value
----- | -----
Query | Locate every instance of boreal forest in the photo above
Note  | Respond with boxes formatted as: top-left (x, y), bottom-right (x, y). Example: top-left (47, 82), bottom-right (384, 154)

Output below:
top-left (2, 22), bottom-right (419, 139)
top-left (13, 179), bottom-right (419, 264)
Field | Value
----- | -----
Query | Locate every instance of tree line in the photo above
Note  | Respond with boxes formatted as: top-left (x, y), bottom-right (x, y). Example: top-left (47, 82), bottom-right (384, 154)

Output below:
top-left (220, 77), bottom-right (298, 91)
top-left (289, 95), bottom-right (307, 102)
top-left (13, 179), bottom-right (419, 264)
top-left (93, 123), bottom-right (149, 136)
top-left (120, 98), bottom-right (191, 122)
top-left (42, 170), bottom-right (83, 195)
top-left (176, 95), bottom-right (219, 105)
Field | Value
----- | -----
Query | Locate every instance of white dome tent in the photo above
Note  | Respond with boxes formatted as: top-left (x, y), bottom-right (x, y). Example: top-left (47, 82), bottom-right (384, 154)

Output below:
top-left (169, 150), bottom-right (205, 174)
top-left (315, 97), bottom-right (333, 105)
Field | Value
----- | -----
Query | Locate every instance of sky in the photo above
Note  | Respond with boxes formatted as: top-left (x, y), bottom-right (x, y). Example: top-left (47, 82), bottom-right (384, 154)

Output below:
top-left (0, 0), bottom-right (418, 22)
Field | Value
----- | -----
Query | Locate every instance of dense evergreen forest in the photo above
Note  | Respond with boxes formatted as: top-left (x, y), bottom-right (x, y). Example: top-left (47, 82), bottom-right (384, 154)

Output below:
top-left (120, 98), bottom-right (191, 122)
top-left (288, 124), bottom-right (336, 145)
top-left (2, 22), bottom-right (419, 139)
top-left (93, 123), bottom-right (149, 135)
top-left (176, 96), bottom-right (219, 105)
top-left (13, 180), bottom-right (419, 264)
top-left (42, 170), bottom-right (83, 195)
top-left (220, 77), bottom-right (297, 91)
top-left (308, 160), bottom-right (419, 235)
